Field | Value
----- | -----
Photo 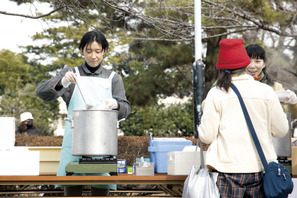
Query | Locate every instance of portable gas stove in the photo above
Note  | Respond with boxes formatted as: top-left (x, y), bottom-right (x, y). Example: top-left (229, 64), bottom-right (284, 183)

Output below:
top-left (65, 156), bottom-right (118, 176)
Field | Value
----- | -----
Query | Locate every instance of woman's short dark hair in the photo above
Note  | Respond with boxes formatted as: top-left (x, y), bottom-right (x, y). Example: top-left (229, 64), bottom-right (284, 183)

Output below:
top-left (79, 30), bottom-right (109, 52)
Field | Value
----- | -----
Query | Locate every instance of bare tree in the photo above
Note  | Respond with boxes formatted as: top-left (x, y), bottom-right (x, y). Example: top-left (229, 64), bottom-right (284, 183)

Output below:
top-left (1, 0), bottom-right (297, 40)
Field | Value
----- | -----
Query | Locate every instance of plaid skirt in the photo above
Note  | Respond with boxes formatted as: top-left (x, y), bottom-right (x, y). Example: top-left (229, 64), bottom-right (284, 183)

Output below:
top-left (216, 172), bottom-right (265, 198)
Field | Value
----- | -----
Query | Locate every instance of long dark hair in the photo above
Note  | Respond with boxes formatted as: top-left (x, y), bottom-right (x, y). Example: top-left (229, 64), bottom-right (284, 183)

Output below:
top-left (245, 44), bottom-right (275, 86)
top-left (19, 121), bottom-right (37, 132)
top-left (217, 68), bottom-right (246, 92)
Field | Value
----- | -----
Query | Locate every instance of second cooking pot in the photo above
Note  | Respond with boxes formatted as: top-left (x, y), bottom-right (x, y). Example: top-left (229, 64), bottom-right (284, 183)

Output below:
top-left (71, 109), bottom-right (118, 156)
top-left (272, 112), bottom-right (292, 158)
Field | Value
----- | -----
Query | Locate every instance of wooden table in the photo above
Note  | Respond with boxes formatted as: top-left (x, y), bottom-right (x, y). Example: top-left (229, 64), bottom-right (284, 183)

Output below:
top-left (0, 174), bottom-right (187, 197)
top-left (0, 174), bottom-right (186, 185)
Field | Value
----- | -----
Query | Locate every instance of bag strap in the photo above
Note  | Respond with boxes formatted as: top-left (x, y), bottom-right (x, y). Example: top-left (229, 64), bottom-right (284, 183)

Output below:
top-left (198, 136), bottom-right (205, 168)
top-left (191, 134), bottom-right (205, 168)
top-left (230, 83), bottom-right (269, 171)
top-left (190, 114), bottom-right (205, 169)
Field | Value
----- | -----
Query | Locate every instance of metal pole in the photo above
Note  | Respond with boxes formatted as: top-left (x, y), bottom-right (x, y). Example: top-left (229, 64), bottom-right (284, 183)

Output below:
top-left (193, 0), bottom-right (205, 138)
top-left (194, 0), bottom-right (202, 61)
top-left (193, 61), bottom-right (205, 138)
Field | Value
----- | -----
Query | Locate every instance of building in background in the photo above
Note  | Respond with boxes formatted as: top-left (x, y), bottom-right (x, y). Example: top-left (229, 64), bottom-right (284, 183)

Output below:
top-left (53, 97), bottom-right (67, 136)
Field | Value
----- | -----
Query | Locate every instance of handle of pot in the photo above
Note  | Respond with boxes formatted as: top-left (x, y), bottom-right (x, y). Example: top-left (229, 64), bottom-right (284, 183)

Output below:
top-left (64, 117), bottom-right (74, 128)
top-left (117, 118), bottom-right (125, 128)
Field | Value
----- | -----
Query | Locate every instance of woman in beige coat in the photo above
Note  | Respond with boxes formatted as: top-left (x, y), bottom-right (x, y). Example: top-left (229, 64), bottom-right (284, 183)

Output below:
top-left (198, 39), bottom-right (289, 197)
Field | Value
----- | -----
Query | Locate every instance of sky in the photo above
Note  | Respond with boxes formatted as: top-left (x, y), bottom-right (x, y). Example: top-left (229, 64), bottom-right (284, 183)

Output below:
top-left (0, 0), bottom-right (51, 53)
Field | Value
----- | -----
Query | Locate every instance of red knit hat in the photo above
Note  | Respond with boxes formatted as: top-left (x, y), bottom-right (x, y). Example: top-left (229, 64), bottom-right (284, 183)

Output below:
top-left (216, 39), bottom-right (251, 70)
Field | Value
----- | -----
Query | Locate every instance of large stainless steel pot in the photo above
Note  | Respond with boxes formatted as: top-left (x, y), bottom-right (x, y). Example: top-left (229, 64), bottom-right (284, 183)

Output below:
top-left (70, 109), bottom-right (118, 156)
top-left (272, 112), bottom-right (292, 158)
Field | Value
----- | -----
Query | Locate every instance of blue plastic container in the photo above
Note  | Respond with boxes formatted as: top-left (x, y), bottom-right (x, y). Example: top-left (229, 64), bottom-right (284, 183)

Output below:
top-left (148, 136), bottom-right (193, 173)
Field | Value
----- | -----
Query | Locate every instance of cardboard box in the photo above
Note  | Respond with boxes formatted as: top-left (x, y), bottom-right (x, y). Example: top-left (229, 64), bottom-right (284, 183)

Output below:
top-left (289, 146), bottom-right (297, 176)
top-left (117, 159), bottom-right (127, 173)
top-left (135, 163), bottom-right (154, 176)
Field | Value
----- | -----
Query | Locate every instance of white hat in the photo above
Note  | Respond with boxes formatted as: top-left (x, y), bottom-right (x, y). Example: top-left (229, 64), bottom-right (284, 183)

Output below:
top-left (20, 112), bottom-right (33, 122)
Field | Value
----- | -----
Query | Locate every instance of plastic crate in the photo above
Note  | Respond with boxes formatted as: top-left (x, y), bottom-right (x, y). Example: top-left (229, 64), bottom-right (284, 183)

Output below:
top-left (0, 147), bottom-right (39, 176)
top-left (148, 136), bottom-right (193, 173)
top-left (167, 150), bottom-right (206, 175)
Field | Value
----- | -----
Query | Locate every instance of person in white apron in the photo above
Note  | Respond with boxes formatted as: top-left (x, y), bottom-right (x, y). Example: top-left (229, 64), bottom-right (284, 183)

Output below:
top-left (36, 30), bottom-right (130, 196)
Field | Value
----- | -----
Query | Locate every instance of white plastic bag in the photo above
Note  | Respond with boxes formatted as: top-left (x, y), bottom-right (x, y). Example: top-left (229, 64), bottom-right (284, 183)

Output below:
top-left (182, 165), bottom-right (220, 198)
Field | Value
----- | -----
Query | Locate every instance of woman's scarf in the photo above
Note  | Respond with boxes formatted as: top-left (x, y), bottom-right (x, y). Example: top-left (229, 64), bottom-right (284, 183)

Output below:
top-left (254, 71), bottom-right (264, 82)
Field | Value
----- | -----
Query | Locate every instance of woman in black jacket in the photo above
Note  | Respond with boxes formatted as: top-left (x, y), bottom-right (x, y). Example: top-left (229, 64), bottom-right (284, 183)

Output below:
top-left (15, 112), bottom-right (40, 136)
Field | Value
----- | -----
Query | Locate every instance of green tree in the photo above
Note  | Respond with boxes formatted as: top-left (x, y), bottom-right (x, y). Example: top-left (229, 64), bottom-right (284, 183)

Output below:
top-left (113, 40), bottom-right (194, 106)
top-left (20, 1), bottom-right (195, 106)
top-left (0, 50), bottom-right (59, 135)
top-left (2, 0), bottom-right (297, 135)
top-left (121, 102), bottom-right (194, 137)
top-left (11, 0), bottom-right (295, 94)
